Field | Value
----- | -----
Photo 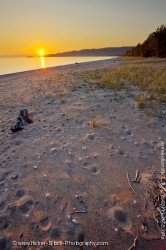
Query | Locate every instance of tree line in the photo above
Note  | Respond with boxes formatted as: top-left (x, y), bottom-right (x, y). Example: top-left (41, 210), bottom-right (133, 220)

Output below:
top-left (126, 25), bottom-right (166, 58)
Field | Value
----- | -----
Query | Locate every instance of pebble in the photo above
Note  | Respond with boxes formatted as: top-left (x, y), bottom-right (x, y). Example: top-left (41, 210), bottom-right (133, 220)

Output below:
top-left (111, 145), bottom-right (119, 150)
top-left (75, 195), bottom-right (81, 199)
top-left (67, 214), bottom-right (71, 220)
top-left (50, 148), bottom-right (56, 152)
top-left (72, 218), bottom-right (79, 225)
top-left (82, 146), bottom-right (87, 150)
top-left (11, 173), bottom-right (18, 180)
top-left (46, 193), bottom-right (50, 197)
top-left (34, 166), bottom-right (37, 169)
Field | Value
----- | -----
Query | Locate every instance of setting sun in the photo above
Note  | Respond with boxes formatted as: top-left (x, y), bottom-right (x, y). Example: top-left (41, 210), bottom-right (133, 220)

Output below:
top-left (39, 49), bottom-right (44, 56)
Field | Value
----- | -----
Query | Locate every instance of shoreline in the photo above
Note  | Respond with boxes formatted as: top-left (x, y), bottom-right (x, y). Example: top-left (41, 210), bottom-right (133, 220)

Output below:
top-left (0, 57), bottom-right (117, 79)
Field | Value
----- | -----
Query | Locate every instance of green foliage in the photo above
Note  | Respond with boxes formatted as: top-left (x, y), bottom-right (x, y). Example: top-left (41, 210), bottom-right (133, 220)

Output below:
top-left (126, 25), bottom-right (166, 58)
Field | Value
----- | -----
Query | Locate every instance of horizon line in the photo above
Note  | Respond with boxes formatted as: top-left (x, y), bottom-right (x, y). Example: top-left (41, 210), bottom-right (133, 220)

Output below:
top-left (0, 45), bottom-right (136, 58)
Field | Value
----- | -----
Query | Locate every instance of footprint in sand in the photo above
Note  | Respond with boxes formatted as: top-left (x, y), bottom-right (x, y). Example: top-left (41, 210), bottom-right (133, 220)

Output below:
top-left (107, 206), bottom-right (131, 231)
top-left (111, 144), bottom-right (119, 151)
top-left (82, 161), bottom-right (89, 169)
top-left (125, 129), bottom-right (133, 136)
top-left (84, 133), bottom-right (96, 142)
top-left (55, 127), bottom-right (63, 133)
top-left (15, 189), bottom-right (26, 199)
top-left (15, 195), bottom-right (33, 213)
top-left (82, 162), bottom-right (100, 175)
top-left (10, 173), bottom-right (19, 181)
top-left (90, 165), bottom-right (100, 175)
top-left (34, 201), bottom-right (47, 212)
top-left (110, 144), bottom-right (127, 157)
top-left (39, 216), bottom-right (52, 232)
top-left (62, 141), bottom-right (70, 148)
top-left (50, 228), bottom-right (61, 239)
top-left (30, 221), bottom-right (39, 232)
top-left (117, 149), bottom-right (127, 157)
top-left (49, 141), bottom-right (62, 153)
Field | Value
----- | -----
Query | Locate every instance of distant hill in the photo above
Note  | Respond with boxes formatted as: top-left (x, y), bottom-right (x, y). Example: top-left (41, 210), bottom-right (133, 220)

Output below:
top-left (126, 25), bottom-right (166, 57)
top-left (46, 47), bottom-right (134, 57)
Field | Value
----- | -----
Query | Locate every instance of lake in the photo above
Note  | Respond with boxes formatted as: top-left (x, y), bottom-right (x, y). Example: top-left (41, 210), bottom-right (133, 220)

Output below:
top-left (0, 56), bottom-right (116, 75)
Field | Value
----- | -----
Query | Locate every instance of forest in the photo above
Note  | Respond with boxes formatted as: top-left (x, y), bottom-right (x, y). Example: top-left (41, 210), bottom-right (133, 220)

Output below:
top-left (126, 25), bottom-right (166, 57)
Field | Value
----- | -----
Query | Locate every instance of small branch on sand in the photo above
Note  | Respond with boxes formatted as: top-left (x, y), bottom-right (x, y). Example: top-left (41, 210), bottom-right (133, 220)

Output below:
top-left (144, 199), bottom-right (147, 209)
top-left (55, 194), bottom-right (60, 199)
top-left (55, 194), bottom-right (60, 203)
top-left (136, 176), bottom-right (141, 183)
top-left (158, 184), bottom-right (166, 193)
top-left (128, 236), bottom-right (138, 250)
top-left (132, 170), bottom-right (139, 182)
top-left (126, 172), bottom-right (137, 195)
top-left (70, 210), bottom-right (87, 215)
top-left (132, 170), bottom-right (141, 183)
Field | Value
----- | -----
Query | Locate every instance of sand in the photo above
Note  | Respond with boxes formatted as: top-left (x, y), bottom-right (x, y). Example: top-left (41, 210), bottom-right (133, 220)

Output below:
top-left (0, 58), bottom-right (166, 250)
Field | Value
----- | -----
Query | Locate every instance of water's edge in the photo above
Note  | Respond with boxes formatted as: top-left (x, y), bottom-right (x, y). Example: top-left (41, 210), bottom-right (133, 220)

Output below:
top-left (0, 56), bottom-right (116, 76)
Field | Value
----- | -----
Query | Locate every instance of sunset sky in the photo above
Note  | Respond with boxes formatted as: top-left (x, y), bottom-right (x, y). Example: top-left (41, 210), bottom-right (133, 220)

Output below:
top-left (0, 0), bottom-right (166, 56)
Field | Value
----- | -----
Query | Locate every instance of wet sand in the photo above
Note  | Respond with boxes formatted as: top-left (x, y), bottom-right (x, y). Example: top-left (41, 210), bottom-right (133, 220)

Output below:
top-left (0, 58), bottom-right (166, 249)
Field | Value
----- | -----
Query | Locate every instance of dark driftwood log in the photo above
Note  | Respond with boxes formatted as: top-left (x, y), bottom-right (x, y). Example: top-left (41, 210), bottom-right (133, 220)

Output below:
top-left (11, 109), bottom-right (33, 133)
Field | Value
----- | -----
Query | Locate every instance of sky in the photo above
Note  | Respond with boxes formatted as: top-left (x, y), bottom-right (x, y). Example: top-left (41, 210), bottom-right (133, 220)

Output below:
top-left (0, 0), bottom-right (166, 56)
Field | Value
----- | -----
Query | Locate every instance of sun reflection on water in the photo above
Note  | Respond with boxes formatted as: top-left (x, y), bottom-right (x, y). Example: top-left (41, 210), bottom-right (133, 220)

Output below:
top-left (40, 56), bottom-right (45, 68)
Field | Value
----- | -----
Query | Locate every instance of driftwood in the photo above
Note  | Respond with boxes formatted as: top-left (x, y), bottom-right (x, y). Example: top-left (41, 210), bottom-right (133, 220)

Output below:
top-left (132, 170), bottom-right (139, 182)
top-left (132, 170), bottom-right (141, 183)
top-left (126, 172), bottom-right (137, 195)
top-left (128, 236), bottom-right (138, 250)
top-left (11, 109), bottom-right (33, 132)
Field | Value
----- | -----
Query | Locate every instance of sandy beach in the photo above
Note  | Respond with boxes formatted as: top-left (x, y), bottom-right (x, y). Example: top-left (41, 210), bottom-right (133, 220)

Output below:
top-left (0, 58), bottom-right (166, 250)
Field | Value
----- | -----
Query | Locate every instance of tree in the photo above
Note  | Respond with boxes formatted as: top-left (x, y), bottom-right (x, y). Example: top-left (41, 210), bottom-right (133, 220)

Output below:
top-left (125, 25), bottom-right (166, 58)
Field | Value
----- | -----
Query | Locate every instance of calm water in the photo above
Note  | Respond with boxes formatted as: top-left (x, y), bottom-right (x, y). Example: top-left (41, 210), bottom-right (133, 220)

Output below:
top-left (0, 56), bottom-right (115, 75)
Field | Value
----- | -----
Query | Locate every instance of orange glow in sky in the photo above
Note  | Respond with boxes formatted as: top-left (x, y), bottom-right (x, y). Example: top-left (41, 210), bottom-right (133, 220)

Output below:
top-left (0, 0), bottom-right (166, 56)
